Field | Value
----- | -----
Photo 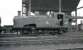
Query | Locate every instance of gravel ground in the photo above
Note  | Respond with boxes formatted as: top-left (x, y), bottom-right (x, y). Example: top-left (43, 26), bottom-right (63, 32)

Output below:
top-left (0, 43), bottom-right (83, 50)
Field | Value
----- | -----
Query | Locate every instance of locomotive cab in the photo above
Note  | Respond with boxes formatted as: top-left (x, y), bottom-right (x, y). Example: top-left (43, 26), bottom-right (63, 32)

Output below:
top-left (56, 12), bottom-right (65, 26)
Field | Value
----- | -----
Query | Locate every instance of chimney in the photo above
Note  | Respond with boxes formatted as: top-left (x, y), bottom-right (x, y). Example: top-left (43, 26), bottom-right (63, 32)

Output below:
top-left (18, 11), bottom-right (21, 16)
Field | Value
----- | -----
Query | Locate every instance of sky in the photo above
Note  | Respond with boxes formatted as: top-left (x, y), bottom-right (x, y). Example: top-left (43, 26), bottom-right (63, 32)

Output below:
top-left (0, 0), bottom-right (83, 26)
top-left (0, 0), bottom-right (22, 26)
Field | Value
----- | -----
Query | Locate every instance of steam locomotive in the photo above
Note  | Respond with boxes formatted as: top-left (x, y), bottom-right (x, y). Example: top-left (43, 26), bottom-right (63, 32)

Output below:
top-left (13, 12), bottom-right (69, 36)
top-left (0, 0), bottom-right (80, 36)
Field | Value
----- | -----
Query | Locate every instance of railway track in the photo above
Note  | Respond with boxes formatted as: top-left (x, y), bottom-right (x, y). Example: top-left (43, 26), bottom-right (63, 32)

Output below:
top-left (0, 31), bottom-right (83, 46)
